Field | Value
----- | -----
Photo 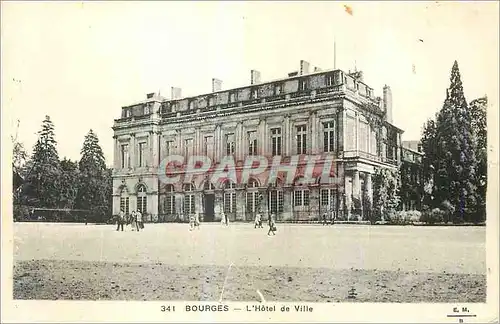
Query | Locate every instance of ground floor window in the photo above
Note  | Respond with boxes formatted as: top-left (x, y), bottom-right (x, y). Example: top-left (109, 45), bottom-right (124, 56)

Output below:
top-left (246, 192), bottom-right (259, 213)
top-left (293, 189), bottom-right (310, 207)
top-left (164, 195), bottom-right (175, 214)
top-left (120, 197), bottom-right (129, 214)
top-left (321, 188), bottom-right (336, 211)
top-left (137, 197), bottom-right (147, 213)
top-left (184, 194), bottom-right (195, 214)
top-left (269, 190), bottom-right (284, 213)
top-left (224, 192), bottom-right (236, 213)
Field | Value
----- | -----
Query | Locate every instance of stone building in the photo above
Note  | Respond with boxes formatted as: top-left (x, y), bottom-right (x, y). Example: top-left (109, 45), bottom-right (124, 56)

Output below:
top-left (112, 60), bottom-right (404, 222)
top-left (400, 141), bottom-right (424, 211)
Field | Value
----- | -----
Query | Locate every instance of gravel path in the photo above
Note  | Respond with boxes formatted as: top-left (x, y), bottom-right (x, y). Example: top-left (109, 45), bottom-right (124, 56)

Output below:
top-left (13, 223), bottom-right (486, 302)
top-left (14, 259), bottom-right (486, 302)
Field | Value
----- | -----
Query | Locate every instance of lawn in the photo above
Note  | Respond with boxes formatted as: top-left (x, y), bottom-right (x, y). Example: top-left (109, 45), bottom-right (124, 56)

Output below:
top-left (13, 223), bottom-right (486, 302)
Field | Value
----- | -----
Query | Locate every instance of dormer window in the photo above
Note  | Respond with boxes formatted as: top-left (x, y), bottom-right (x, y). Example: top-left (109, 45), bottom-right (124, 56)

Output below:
top-left (275, 83), bottom-right (282, 95)
top-left (126, 109), bottom-right (131, 117)
top-left (299, 79), bottom-right (307, 91)
top-left (144, 104), bottom-right (150, 114)
top-left (208, 97), bottom-right (215, 106)
top-left (252, 89), bottom-right (258, 99)
top-left (230, 92), bottom-right (237, 103)
top-left (326, 74), bottom-right (334, 86)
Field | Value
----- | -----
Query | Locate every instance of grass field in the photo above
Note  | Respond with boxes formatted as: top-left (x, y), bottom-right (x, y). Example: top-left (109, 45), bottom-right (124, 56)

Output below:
top-left (13, 222), bottom-right (486, 302)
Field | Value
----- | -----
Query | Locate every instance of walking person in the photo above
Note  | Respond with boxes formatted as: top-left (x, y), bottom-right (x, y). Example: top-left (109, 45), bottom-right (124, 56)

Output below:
top-left (194, 213), bottom-right (200, 230)
top-left (116, 209), bottom-right (125, 231)
top-left (136, 210), bottom-right (143, 231)
top-left (267, 213), bottom-right (276, 236)
top-left (130, 211), bottom-right (137, 231)
top-left (189, 214), bottom-right (195, 231)
top-left (254, 213), bottom-right (261, 229)
top-left (322, 212), bottom-right (328, 226)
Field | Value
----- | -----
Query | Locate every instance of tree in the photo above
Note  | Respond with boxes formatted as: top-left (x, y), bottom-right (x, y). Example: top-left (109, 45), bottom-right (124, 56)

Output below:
top-left (373, 167), bottom-right (400, 222)
top-left (420, 119), bottom-right (438, 208)
top-left (23, 116), bottom-right (61, 207)
top-left (469, 96), bottom-right (487, 222)
top-left (422, 61), bottom-right (479, 222)
top-left (76, 130), bottom-right (109, 222)
top-left (59, 158), bottom-right (80, 209)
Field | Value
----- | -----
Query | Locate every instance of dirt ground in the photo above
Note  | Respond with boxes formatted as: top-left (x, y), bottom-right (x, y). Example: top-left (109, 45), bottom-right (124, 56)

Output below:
top-left (12, 223), bottom-right (486, 302)
top-left (14, 259), bottom-right (486, 302)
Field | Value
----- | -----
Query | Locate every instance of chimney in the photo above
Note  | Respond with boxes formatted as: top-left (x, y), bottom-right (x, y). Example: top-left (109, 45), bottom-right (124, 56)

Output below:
top-left (288, 71), bottom-right (298, 77)
top-left (171, 87), bottom-right (182, 100)
top-left (250, 70), bottom-right (261, 85)
top-left (314, 66), bottom-right (322, 72)
top-left (299, 60), bottom-right (310, 75)
top-left (383, 85), bottom-right (393, 124)
top-left (212, 78), bottom-right (222, 92)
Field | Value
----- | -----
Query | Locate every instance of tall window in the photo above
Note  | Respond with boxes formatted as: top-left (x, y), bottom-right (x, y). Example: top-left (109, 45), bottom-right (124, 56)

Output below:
top-left (248, 131), bottom-right (258, 156)
top-left (296, 125), bottom-right (307, 154)
top-left (120, 187), bottom-right (130, 214)
top-left (269, 181), bottom-right (284, 214)
top-left (223, 181), bottom-right (236, 214)
top-left (204, 136), bottom-right (214, 159)
top-left (226, 133), bottom-right (235, 155)
top-left (252, 88), bottom-right (258, 99)
top-left (121, 144), bottom-right (129, 169)
top-left (246, 178), bottom-right (260, 213)
top-left (271, 128), bottom-right (282, 156)
top-left (359, 121), bottom-right (369, 153)
top-left (183, 183), bottom-right (195, 215)
top-left (346, 115), bottom-right (356, 150)
top-left (138, 142), bottom-right (147, 167)
top-left (323, 121), bottom-right (335, 152)
top-left (165, 140), bottom-right (174, 156)
top-left (184, 139), bottom-right (194, 158)
top-left (164, 185), bottom-right (175, 214)
top-left (136, 185), bottom-right (147, 213)
top-left (321, 189), bottom-right (336, 212)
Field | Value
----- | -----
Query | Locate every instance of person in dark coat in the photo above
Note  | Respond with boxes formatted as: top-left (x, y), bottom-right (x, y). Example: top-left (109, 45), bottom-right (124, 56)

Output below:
top-left (267, 213), bottom-right (276, 236)
top-left (116, 210), bottom-right (125, 231)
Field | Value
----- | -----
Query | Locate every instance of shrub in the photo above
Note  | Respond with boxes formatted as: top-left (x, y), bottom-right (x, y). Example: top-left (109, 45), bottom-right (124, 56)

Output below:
top-left (421, 208), bottom-right (444, 224)
top-left (407, 210), bottom-right (422, 223)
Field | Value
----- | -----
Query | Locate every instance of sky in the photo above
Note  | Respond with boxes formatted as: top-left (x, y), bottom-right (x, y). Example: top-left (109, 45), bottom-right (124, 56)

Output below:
top-left (2, 1), bottom-right (499, 165)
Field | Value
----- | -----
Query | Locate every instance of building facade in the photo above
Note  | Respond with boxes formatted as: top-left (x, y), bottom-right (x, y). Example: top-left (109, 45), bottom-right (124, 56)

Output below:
top-left (400, 141), bottom-right (424, 211)
top-left (112, 61), bottom-right (404, 222)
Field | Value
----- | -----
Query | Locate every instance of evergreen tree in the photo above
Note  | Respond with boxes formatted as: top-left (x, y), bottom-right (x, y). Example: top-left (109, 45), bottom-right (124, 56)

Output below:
top-left (420, 119), bottom-right (438, 208)
top-left (433, 61), bottom-right (478, 222)
top-left (59, 158), bottom-right (80, 209)
top-left (76, 130), bottom-right (108, 222)
top-left (23, 116), bottom-right (61, 207)
top-left (469, 96), bottom-right (487, 222)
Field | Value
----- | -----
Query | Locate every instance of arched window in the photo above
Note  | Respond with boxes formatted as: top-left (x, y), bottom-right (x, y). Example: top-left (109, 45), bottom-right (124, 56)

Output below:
top-left (136, 184), bottom-right (147, 213)
top-left (164, 184), bottom-right (176, 215)
top-left (204, 181), bottom-right (215, 191)
top-left (120, 186), bottom-right (130, 215)
top-left (183, 183), bottom-right (195, 215)
top-left (246, 178), bottom-right (260, 213)
top-left (223, 180), bottom-right (236, 214)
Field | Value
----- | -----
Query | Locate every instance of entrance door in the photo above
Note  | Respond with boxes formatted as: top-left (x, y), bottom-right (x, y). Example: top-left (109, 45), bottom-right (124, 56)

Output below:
top-left (203, 194), bottom-right (215, 222)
